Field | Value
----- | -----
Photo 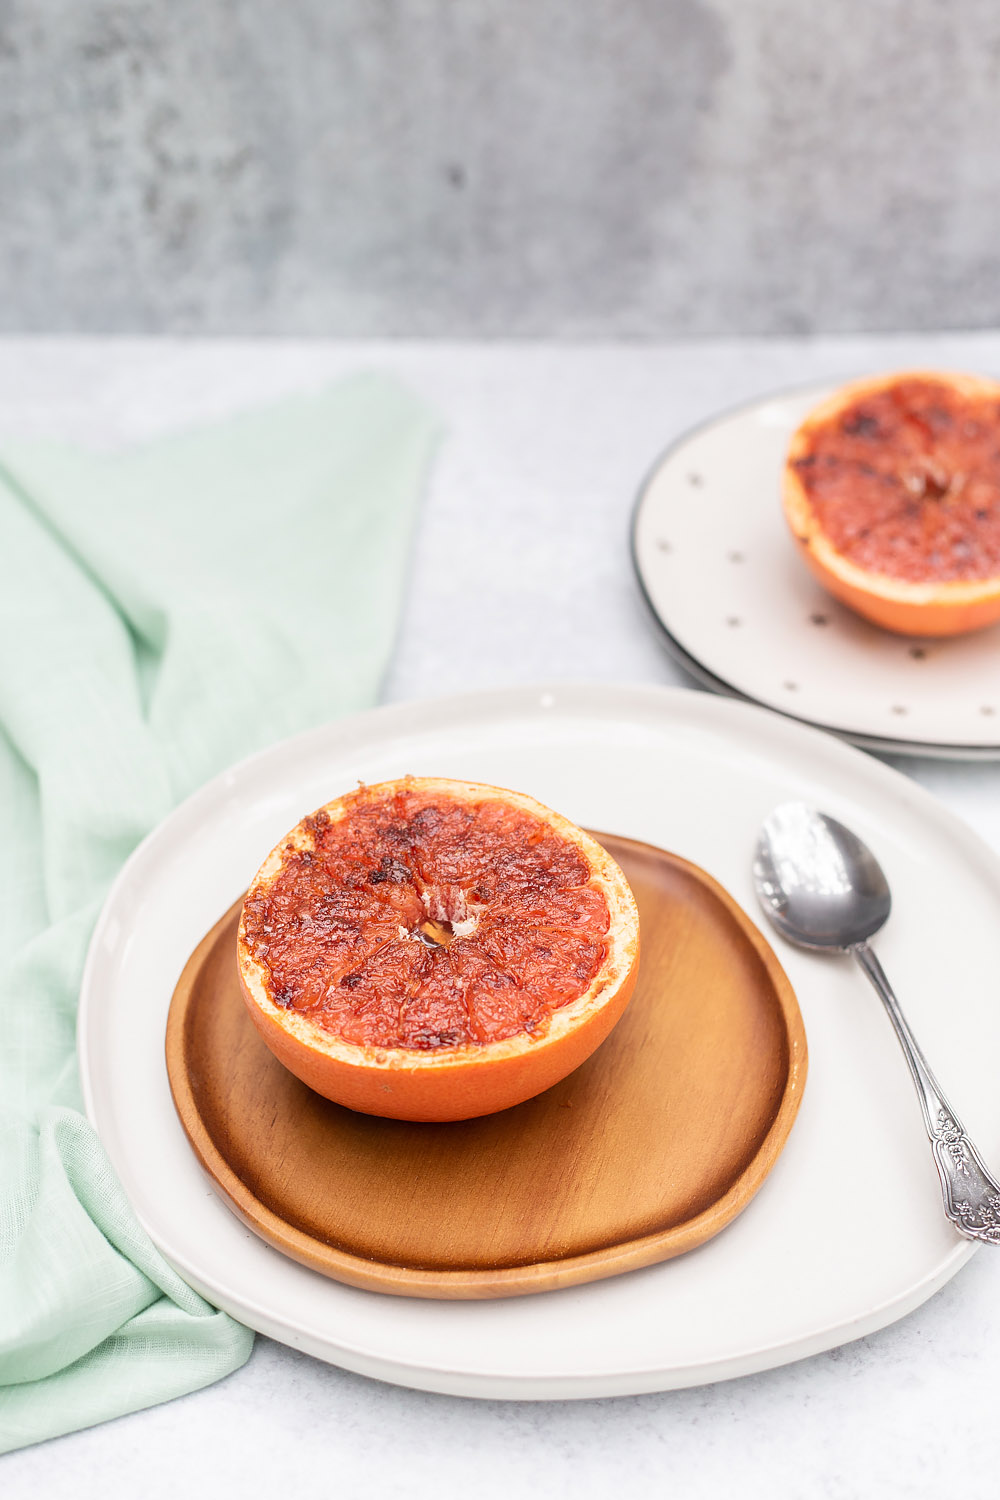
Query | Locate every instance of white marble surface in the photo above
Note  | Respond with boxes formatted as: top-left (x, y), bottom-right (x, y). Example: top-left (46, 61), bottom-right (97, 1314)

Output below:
top-left (5, 334), bottom-right (1000, 1494)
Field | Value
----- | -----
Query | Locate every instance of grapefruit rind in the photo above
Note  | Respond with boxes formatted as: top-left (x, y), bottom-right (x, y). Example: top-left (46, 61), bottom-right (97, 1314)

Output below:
top-left (236, 777), bottom-right (640, 1121)
top-left (782, 370), bottom-right (1000, 637)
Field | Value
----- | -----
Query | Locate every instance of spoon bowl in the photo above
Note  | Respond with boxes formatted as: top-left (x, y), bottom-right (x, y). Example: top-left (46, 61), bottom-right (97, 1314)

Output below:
top-left (753, 802), bottom-right (891, 951)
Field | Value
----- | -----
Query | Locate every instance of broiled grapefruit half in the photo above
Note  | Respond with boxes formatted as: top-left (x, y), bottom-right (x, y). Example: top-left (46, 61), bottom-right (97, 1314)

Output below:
top-left (237, 776), bottom-right (640, 1122)
top-left (783, 370), bottom-right (1000, 636)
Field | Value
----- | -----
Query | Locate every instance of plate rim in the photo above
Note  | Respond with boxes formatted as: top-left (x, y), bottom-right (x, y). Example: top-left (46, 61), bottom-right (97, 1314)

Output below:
top-left (78, 682), bottom-right (988, 1398)
top-left (153, 1231), bottom-right (970, 1399)
top-left (630, 378), bottom-right (1000, 762)
top-left (163, 839), bottom-right (808, 1299)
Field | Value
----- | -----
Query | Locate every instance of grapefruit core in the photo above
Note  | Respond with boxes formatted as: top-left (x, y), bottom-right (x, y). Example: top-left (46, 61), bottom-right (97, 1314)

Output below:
top-left (237, 776), bottom-right (640, 1122)
top-left (782, 371), bottom-right (1000, 636)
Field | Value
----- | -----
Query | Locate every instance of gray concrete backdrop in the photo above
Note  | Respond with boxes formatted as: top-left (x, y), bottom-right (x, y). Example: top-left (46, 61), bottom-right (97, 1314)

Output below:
top-left (1, 0), bottom-right (999, 336)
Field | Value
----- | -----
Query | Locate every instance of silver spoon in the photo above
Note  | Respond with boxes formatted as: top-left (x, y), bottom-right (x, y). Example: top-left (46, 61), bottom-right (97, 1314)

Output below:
top-left (754, 801), bottom-right (1000, 1245)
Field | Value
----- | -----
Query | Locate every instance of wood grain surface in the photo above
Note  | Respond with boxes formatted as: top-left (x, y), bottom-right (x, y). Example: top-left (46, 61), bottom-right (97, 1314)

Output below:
top-left (165, 833), bottom-right (807, 1299)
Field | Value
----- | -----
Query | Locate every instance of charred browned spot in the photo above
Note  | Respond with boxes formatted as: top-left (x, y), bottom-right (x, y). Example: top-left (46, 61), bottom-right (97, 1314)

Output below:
top-left (409, 1028), bottom-right (465, 1050)
top-left (369, 856), bottom-right (412, 885)
top-left (841, 412), bottom-right (881, 438)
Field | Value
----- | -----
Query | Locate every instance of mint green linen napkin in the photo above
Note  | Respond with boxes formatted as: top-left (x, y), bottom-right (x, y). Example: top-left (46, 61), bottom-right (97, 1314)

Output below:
top-left (0, 374), bottom-right (439, 1452)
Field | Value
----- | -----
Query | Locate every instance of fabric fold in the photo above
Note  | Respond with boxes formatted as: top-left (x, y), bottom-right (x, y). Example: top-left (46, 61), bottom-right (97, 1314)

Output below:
top-left (0, 374), bottom-right (440, 1453)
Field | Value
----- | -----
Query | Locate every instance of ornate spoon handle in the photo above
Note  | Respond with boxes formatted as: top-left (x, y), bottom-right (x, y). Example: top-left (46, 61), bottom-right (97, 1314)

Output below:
top-left (853, 941), bottom-right (1000, 1245)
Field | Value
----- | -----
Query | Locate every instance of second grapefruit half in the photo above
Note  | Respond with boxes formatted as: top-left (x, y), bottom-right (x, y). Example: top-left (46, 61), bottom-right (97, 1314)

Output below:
top-left (783, 371), bottom-right (1000, 636)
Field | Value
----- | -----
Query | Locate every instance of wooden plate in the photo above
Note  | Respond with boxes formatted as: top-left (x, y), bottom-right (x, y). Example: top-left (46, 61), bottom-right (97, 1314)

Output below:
top-left (165, 833), bottom-right (807, 1299)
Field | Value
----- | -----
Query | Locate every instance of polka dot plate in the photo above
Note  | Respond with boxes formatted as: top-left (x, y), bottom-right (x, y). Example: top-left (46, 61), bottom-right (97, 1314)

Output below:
top-left (632, 381), bottom-right (1000, 759)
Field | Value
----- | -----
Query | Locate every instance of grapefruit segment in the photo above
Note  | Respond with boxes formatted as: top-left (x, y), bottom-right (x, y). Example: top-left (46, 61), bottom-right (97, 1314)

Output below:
top-left (782, 371), bottom-right (1000, 636)
top-left (237, 777), bottom-right (640, 1121)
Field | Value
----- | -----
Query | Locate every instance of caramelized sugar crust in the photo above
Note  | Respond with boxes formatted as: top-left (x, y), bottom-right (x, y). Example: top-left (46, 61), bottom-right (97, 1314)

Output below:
top-left (241, 785), bottom-right (611, 1051)
top-left (792, 377), bottom-right (1000, 582)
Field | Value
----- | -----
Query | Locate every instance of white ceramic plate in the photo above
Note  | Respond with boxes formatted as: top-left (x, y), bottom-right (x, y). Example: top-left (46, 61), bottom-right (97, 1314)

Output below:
top-left (632, 384), bottom-right (1000, 759)
top-left (79, 685), bottom-right (1000, 1399)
